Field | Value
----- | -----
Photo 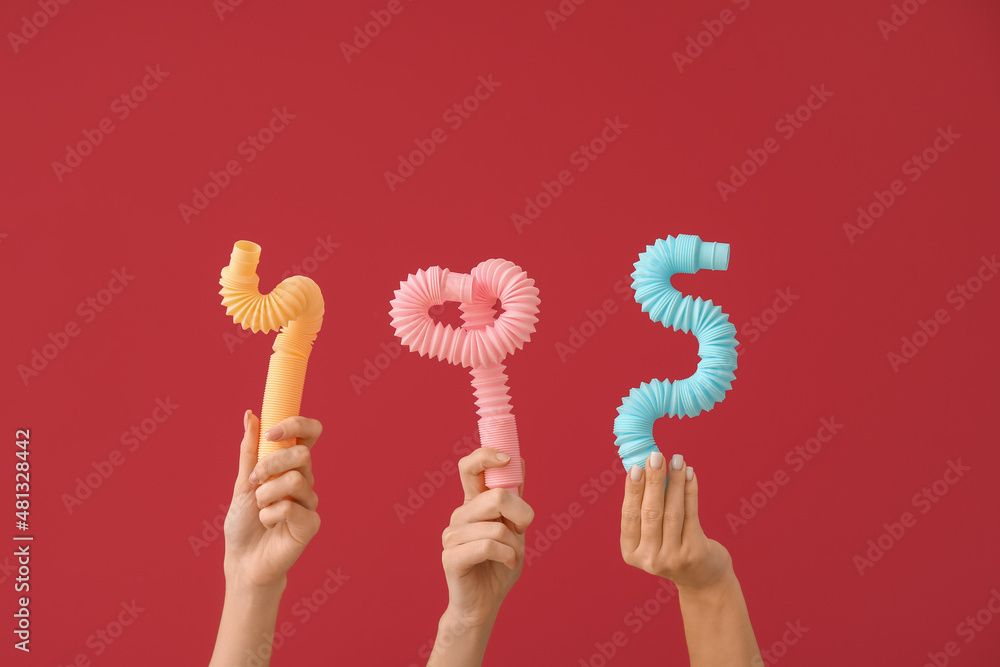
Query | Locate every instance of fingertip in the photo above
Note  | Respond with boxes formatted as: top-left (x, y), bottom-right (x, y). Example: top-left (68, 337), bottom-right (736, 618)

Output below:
top-left (628, 465), bottom-right (643, 484)
top-left (686, 466), bottom-right (694, 482)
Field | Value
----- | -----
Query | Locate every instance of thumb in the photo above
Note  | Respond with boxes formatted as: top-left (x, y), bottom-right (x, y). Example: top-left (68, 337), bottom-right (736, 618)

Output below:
top-left (234, 409), bottom-right (259, 494)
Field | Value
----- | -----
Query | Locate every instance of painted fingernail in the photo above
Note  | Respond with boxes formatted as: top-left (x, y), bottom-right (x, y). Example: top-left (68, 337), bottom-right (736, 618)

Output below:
top-left (249, 469), bottom-right (258, 485)
top-left (649, 452), bottom-right (664, 469)
top-left (264, 425), bottom-right (283, 441)
top-left (686, 466), bottom-right (694, 481)
top-left (629, 465), bottom-right (642, 482)
top-left (671, 454), bottom-right (684, 470)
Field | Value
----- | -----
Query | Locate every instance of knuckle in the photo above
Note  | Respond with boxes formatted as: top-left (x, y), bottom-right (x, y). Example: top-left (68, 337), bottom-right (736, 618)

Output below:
top-left (640, 508), bottom-right (662, 522)
top-left (621, 507), bottom-right (642, 523)
top-left (663, 509), bottom-right (683, 524)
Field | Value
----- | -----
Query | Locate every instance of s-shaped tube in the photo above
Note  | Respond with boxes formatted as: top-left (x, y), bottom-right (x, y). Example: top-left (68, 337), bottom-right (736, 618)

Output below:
top-left (389, 260), bottom-right (540, 494)
top-left (219, 240), bottom-right (325, 461)
top-left (613, 235), bottom-right (737, 471)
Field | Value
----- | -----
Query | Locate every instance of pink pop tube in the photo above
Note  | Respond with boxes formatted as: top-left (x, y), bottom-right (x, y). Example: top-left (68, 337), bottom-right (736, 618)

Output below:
top-left (219, 240), bottom-right (324, 462)
top-left (389, 260), bottom-right (540, 494)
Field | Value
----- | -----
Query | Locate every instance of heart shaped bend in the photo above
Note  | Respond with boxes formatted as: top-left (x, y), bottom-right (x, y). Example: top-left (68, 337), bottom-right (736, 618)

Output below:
top-left (389, 259), bottom-right (540, 493)
top-left (389, 259), bottom-right (540, 367)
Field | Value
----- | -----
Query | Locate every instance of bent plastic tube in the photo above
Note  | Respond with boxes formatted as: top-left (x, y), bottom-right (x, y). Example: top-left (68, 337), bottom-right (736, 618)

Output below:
top-left (219, 240), bottom-right (325, 461)
top-left (613, 235), bottom-right (737, 471)
top-left (389, 260), bottom-right (540, 493)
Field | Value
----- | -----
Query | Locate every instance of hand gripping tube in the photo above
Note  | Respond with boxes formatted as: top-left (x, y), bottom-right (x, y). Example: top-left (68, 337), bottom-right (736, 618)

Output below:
top-left (219, 240), bottom-right (325, 461)
top-left (613, 235), bottom-right (737, 471)
top-left (389, 260), bottom-right (540, 494)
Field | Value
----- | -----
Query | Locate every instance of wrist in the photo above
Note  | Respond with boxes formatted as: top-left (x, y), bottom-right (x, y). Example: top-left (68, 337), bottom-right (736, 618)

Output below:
top-left (676, 566), bottom-right (741, 605)
top-left (224, 571), bottom-right (287, 604)
top-left (440, 603), bottom-right (498, 636)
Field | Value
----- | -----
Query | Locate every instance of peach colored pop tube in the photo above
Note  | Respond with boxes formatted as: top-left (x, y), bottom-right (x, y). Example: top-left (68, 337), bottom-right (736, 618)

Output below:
top-left (219, 240), bottom-right (324, 461)
top-left (389, 260), bottom-right (540, 494)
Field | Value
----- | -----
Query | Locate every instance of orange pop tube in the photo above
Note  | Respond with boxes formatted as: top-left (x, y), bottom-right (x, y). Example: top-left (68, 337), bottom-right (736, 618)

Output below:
top-left (219, 240), bottom-right (324, 461)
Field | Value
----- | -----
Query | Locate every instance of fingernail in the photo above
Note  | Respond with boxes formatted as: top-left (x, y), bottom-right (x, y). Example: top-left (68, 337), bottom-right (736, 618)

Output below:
top-left (671, 454), bottom-right (684, 471)
top-left (649, 452), bottom-right (664, 469)
top-left (496, 452), bottom-right (510, 462)
top-left (264, 425), bottom-right (283, 441)
top-left (243, 410), bottom-right (251, 430)
top-left (249, 470), bottom-right (258, 485)
top-left (629, 465), bottom-right (642, 482)
top-left (686, 466), bottom-right (694, 481)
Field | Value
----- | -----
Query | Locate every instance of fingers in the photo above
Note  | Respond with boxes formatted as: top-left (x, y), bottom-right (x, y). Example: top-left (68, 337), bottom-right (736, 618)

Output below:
top-left (250, 444), bottom-right (314, 486)
top-left (639, 451), bottom-right (667, 549)
top-left (442, 521), bottom-right (522, 569)
top-left (458, 447), bottom-right (515, 502)
top-left (264, 416), bottom-right (323, 450)
top-left (443, 539), bottom-right (519, 573)
top-left (681, 466), bottom-right (701, 543)
top-left (255, 469), bottom-right (318, 511)
top-left (662, 454), bottom-right (687, 549)
top-left (234, 410), bottom-right (260, 494)
top-left (620, 464), bottom-right (645, 557)
top-left (258, 499), bottom-right (321, 545)
top-left (450, 487), bottom-right (534, 535)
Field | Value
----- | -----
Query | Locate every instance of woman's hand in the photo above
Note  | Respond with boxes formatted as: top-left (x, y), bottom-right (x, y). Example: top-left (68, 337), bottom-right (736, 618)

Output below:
top-left (223, 410), bottom-right (322, 591)
top-left (428, 448), bottom-right (534, 666)
top-left (209, 410), bottom-right (323, 667)
top-left (620, 452), bottom-right (731, 590)
top-left (620, 452), bottom-right (761, 666)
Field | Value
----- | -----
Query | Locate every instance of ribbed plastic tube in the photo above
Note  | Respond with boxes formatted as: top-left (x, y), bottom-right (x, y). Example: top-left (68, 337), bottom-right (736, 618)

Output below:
top-left (389, 260), bottom-right (540, 493)
top-left (219, 240), bottom-right (325, 461)
top-left (613, 235), bottom-right (738, 471)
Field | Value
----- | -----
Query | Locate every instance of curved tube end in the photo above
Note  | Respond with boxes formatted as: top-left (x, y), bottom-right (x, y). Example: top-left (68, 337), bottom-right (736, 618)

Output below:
top-left (225, 240), bottom-right (262, 280)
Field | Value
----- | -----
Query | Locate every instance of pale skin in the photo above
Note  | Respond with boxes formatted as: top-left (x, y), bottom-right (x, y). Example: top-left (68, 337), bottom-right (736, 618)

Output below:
top-left (621, 452), bottom-right (762, 666)
top-left (427, 448), bottom-right (534, 666)
top-left (209, 410), bottom-right (322, 667)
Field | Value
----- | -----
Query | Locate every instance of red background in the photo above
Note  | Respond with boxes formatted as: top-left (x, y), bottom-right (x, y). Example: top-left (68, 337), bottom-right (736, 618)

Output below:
top-left (3, 0), bottom-right (1000, 665)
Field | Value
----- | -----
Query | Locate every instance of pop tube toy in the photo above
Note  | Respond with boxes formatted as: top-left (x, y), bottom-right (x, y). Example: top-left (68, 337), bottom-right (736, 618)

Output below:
top-left (219, 240), bottom-right (325, 461)
top-left (389, 260), bottom-right (540, 494)
top-left (613, 235), bottom-right (738, 471)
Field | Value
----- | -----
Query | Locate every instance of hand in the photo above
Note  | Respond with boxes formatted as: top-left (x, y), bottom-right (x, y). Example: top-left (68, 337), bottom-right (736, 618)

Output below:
top-left (620, 452), bottom-right (732, 591)
top-left (440, 448), bottom-right (534, 629)
top-left (223, 410), bottom-right (322, 591)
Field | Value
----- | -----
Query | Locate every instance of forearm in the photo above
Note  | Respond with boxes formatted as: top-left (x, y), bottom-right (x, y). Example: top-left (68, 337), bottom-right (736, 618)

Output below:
top-left (426, 607), bottom-right (496, 667)
top-left (677, 568), bottom-right (761, 667)
top-left (209, 577), bottom-right (286, 667)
